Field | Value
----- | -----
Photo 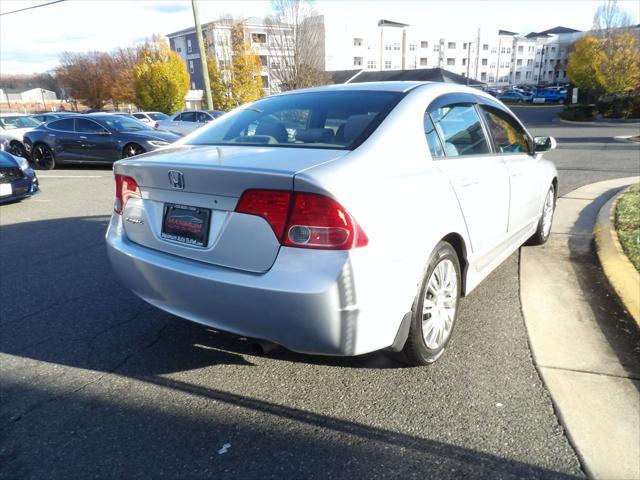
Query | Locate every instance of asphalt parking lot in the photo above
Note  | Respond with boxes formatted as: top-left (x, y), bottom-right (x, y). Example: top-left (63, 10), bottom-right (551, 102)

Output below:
top-left (1, 106), bottom-right (638, 478)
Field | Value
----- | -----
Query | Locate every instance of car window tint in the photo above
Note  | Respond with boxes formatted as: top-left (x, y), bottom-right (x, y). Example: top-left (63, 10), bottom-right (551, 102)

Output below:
top-left (181, 112), bottom-right (196, 122)
top-left (481, 106), bottom-right (531, 154)
top-left (75, 118), bottom-right (106, 133)
top-left (430, 104), bottom-right (490, 157)
top-left (187, 91), bottom-right (402, 150)
top-left (423, 113), bottom-right (444, 158)
top-left (149, 113), bottom-right (168, 120)
top-left (133, 113), bottom-right (146, 120)
top-left (47, 118), bottom-right (75, 131)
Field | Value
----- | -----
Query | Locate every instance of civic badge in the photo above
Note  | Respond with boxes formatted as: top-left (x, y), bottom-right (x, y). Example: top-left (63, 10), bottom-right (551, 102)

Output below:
top-left (168, 170), bottom-right (184, 189)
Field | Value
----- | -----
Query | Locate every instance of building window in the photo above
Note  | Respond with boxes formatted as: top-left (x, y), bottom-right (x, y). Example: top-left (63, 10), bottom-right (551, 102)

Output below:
top-left (176, 47), bottom-right (182, 53)
top-left (491, 47), bottom-right (497, 53)
top-left (446, 58), bottom-right (455, 66)
top-left (367, 60), bottom-right (377, 69)
top-left (551, 46), bottom-right (556, 52)
top-left (433, 44), bottom-right (439, 52)
top-left (259, 55), bottom-right (268, 67)
top-left (501, 47), bottom-right (506, 54)
top-left (251, 33), bottom-right (267, 44)
top-left (421, 41), bottom-right (428, 48)
top-left (527, 59), bottom-right (532, 66)
top-left (506, 47), bottom-right (511, 53)
top-left (447, 42), bottom-right (456, 49)
top-left (261, 76), bottom-right (269, 88)
top-left (483, 44), bottom-right (489, 51)
top-left (384, 60), bottom-right (392, 69)
top-left (535, 62), bottom-right (539, 68)
top-left (420, 57), bottom-right (428, 66)
top-left (463, 43), bottom-right (467, 50)
top-left (525, 71), bottom-right (531, 79)
top-left (516, 59), bottom-right (522, 66)
top-left (518, 46), bottom-right (523, 53)
top-left (191, 81), bottom-right (196, 89)
top-left (481, 58), bottom-right (488, 66)
top-left (481, 72), bottom-right (487, 81)
top-left (188, 60), bottom-right (194, 74)
top-left (354, 56), bottom-right (363, 66)
top-left (515, 72), bottom-right (521, 80)
top-left (187, 39), bottom-right (192, 53)
top-left (353, 38), bottom-right (363, 46)
top-left (393, 43), bottom-right (400, 50)
top-left (385, 43), bottom-right (393, 51)
top-left (489, 75), bottom-right (495, 83)
top-left (462, 58), bottom-right (467, 66)
top-left (409, 43), bottom-right (416, 51)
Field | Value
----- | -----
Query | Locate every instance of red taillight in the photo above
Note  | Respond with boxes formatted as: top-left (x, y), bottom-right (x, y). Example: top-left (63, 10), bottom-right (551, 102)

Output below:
top-left (235, 190), bottom-right (368, 250)
top-left (114, 174), bottom-right (141, 214)
top-left (235, 189), bottom-right (292, 239)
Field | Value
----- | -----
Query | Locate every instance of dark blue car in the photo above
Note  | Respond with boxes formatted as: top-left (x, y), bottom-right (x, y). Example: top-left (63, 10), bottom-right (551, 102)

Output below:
top-left (23, 114), bottom-right (181, 170)
top-left (0, 150), bottom-right (39, 204)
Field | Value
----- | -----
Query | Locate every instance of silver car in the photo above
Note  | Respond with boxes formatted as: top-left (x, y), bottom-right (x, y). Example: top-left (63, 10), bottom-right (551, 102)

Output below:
top-left (155, 110), bottom-right (225, 136)
top-left (106, 82), bottom-right (557, 365)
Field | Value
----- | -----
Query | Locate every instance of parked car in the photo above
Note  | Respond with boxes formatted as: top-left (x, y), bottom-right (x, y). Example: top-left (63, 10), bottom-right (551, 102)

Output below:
top-left (155, 110), bottom-right (225, 136)
top-left (130, 111), bottom-right (170, 126)
top-left (497, 90), bottom-right (533, 103)
top-left (30, 112), bottom-right (77, 124)
top-left (106, 82), bottom-right (558, 366)
top-left (0, 113), bottom-right (40, 158)
top-left (533, 88), bottom-right (566, 103)
top-left (23, 114), bottom-right (180, 170)
top-left (0, 148), bottom-right (39, 204)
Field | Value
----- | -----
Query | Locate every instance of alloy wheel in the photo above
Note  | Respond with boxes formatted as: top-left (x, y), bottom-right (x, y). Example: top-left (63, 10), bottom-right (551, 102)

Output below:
top-left (542, 187), bottom-right (555, 238)
top-left (422, 258), bottom-right (458, 350)
top-left (123, 144), bottom-right (145, 158)
top-left (33, 145), bottom-right (54, 170)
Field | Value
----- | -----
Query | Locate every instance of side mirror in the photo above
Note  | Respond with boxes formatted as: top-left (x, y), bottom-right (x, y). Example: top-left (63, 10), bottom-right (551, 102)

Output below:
top-left (98, 130), bottom-right (111, 135)
top-left (534, 136), bottom-right (557, 153)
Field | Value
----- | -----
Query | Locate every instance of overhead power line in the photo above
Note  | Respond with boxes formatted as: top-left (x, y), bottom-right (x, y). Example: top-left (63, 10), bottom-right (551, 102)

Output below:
top-left (0, 0), bottom-right (66, 16)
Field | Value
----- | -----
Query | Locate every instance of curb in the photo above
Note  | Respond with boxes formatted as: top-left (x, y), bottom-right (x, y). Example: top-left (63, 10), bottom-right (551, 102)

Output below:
top-left (594, 187), bottom-right (640, 327)
top-left (559, 118), bottom-right (640, 126)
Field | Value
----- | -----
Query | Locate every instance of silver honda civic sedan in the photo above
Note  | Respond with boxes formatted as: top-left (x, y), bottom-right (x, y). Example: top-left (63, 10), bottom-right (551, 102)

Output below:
top-left (106, 81), bottom-right (557, 365)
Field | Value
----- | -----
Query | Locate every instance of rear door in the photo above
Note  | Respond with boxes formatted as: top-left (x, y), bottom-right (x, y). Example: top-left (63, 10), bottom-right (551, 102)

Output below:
top-left (426, 96), bottom-right (510, 261)
top-left (178, 111), bottom-right (197, 134)
top-left (479, 105), bottom-right (541, 233)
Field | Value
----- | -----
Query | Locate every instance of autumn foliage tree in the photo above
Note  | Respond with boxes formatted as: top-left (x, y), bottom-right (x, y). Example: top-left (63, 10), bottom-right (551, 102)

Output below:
top-left (56, 51), bottom-right (114, 109)
top-left (567, 35), bottom-right (606, 101)
top-left (133, 39), bottom-right (190, 114)
top-left (207, 58), bottom-right (235, 110)
top-left (229, 23), bottom-right (263, 105)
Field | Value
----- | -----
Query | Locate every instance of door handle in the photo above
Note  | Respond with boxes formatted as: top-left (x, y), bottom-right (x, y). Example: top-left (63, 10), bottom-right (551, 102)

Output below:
top-left (79, 136), bottom-right (87, 139)
top-left (459, 178), bottom-right (479, 187)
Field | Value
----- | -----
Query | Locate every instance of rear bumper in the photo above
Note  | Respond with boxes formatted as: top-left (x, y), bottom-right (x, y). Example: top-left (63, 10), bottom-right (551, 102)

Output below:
top-left (106, 214), bottom-right (390, 356)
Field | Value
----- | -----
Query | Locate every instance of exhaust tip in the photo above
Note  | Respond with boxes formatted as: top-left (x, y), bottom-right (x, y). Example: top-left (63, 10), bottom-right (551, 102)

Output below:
top-left (250, 340), bottom-right (278, 356)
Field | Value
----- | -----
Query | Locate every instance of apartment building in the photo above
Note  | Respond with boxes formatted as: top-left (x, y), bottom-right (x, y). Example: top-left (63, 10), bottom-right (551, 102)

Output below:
top-left (325, 19), bottom-right (586, 86)
top-left (166, 16), bottom-right (292, 97)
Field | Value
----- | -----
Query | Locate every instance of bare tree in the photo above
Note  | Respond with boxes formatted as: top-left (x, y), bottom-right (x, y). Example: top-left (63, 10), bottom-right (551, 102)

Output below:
top-left (265, 0), bottom-right (329, 91)
top-left (56, 51), bottom-right (114, 109)
top-left (593, 0), bottom-right (633, 38)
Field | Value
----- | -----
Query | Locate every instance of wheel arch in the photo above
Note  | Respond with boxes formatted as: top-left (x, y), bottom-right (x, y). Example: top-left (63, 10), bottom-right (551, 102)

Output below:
top-left (441, 232), bottom-right (469, 296)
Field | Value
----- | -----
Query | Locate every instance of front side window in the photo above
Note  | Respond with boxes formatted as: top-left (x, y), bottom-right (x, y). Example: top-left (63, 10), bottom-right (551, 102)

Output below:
top-left (429, 104), bottom-right (490, 157)
top-left (94, 116), bottom-right (150, 132)
top-left (197, 111), bottom-right (212, 123)
top-left (75, 118), bottom-right (107, 133)
top-left (423, 113), bottom-right (444, 158)
top-left (480, 106), bottom-right (531, 154)
top-left (181, 112), bottom-right (196, 122)
top-left (187, 91), bottom-right (403, 150)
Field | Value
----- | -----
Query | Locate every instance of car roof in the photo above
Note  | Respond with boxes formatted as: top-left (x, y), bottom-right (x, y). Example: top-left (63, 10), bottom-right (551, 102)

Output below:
top-left (0, 113), bottom-right (28, 117)
top-left (277, 81), bottom-right (429, 96)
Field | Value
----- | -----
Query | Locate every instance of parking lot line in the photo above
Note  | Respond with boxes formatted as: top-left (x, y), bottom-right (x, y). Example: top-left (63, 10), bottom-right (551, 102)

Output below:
top-left (37, 175), bottom-right (104, 178)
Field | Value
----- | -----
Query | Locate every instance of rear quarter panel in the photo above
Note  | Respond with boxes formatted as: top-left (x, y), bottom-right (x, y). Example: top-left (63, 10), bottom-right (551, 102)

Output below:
top-left (293, 84), bottom-right (474, 352)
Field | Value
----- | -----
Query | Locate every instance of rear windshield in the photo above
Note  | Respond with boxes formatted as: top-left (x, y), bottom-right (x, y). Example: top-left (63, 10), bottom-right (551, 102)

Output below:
top-left (187, 91), bottom-right (404, 150)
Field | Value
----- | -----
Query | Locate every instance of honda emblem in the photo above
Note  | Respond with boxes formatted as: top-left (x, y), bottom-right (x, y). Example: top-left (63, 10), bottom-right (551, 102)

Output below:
top-left (168, 170), bottom-right (184, 189)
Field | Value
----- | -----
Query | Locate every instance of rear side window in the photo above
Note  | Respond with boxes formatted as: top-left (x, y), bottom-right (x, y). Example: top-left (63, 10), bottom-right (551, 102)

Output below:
top-left (47, 118), bottom-right (75, 131)
top-left (430, 104), bottom-right (490, 157)
top-left (423, 113), bottom-right (444, 158)
top-left (187, 91), bottom-right (403, 150)
top-left (480, 106), bottom-right (531, 154)
top-left (181, 112), bottom-right (196, 122)
top-left (75, 118), bottom-right (106, 133)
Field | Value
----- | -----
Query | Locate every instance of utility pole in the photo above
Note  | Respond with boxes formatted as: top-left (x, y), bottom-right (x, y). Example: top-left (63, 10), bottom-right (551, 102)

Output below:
top-left (191, 0), bottom-right (213, 110)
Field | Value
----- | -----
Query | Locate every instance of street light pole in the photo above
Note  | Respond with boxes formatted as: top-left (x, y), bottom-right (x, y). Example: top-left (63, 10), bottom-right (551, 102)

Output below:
top-left (191, 0), bottom-right (213, 110)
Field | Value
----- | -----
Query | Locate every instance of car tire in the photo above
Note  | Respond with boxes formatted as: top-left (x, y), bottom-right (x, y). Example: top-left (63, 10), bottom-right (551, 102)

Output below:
top-left (402, 241), bottom-right (462, 366)
top-left (526, 184), bottom-right (556, 246)
top-left (32, 143), bottom-right (56, 170)
top-left (122, 143), bottom-right (145, 158)
top-left (9, 141), bottom-right (27, 158)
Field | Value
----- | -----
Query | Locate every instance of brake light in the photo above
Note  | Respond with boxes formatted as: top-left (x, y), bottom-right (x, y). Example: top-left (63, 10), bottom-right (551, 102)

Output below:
top-left (235, 190), bottom-right (368, 250)
top-left (235, 190), bottom-right (292, 239)
top-left (114, 174), bottom-right (141, 214)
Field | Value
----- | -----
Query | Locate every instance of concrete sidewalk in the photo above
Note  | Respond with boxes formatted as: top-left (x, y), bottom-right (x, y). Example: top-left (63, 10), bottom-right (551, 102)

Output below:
top-left (520, 177), bottom-right (640, 480)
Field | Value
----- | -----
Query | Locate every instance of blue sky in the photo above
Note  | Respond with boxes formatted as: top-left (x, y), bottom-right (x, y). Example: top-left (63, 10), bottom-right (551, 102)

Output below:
top-left (1, 0), bottom-right (638, 74)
